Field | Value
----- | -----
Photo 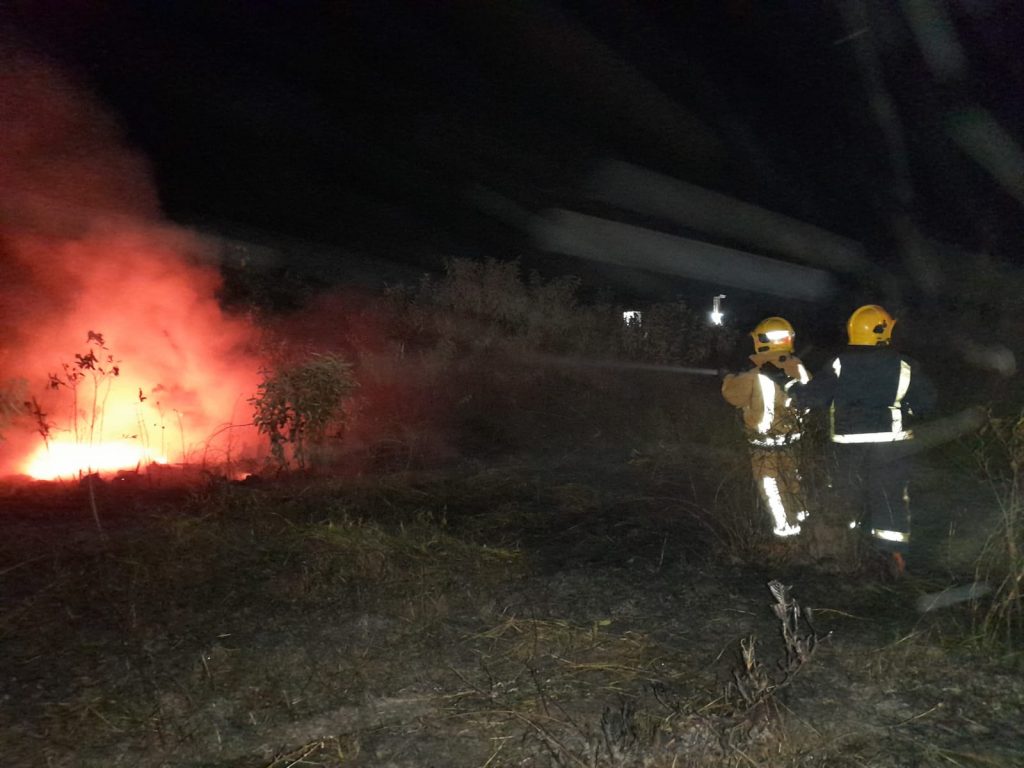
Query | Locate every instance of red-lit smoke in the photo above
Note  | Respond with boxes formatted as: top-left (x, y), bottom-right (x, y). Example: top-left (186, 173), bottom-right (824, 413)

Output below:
top-left (0, 49), bottom-right (263, 478)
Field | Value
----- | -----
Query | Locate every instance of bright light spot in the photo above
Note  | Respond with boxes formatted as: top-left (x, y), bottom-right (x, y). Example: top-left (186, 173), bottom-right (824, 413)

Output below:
top-left (623, 310), bottom-right (642, 327)
top-left (871, 528), bottom-right (908, 543)
top-left (23, 441), bottom-right (168, 480)
top-left (764, 330), bottom-right (792, 342)
top-left (710, 294), bottom-right (725, 326)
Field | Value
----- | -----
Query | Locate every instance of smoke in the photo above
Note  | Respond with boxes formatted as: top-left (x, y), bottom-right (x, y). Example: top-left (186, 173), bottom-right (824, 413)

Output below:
top-left (532, 209), bottom-right (837, 301)
top-left (0, 47), bottom-right (263, 477)
top-left (586, 160), bottom-right (870, 275)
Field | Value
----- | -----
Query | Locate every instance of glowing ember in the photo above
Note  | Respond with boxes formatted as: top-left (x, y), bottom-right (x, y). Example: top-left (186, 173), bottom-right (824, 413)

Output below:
top-left (24, 441), bottom-right (168, 481)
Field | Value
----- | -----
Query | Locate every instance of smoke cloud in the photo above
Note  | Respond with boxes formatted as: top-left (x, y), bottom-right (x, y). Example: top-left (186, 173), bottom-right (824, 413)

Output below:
top-left (0, 47), bottom-right (263, 477)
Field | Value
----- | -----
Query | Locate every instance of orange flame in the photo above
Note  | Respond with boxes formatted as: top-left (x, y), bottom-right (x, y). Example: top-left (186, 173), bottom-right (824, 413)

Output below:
top-left (24, 441), bottom-right (168, 481)
top-left (1, 49), bottom-right (265, 480)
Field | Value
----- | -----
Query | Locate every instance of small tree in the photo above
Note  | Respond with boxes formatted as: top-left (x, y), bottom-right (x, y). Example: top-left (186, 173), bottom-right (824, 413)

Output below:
top-left (47, 331), bottom-right (120, 454)
top-left (250, 353), bottom-right (357, 470)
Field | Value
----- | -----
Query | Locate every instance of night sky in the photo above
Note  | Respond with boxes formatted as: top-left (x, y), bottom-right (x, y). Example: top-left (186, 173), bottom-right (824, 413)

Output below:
top-left (6, 1), bottom-right (1024, 312)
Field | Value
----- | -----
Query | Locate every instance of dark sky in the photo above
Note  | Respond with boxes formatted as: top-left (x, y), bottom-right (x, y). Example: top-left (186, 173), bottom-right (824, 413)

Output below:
top-left (6, 0), bottom-right (1024, 305)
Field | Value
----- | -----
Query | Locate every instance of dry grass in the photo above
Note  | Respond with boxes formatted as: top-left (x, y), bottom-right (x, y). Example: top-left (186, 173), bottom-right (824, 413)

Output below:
top-left (3, 459), bottom-right (1024, 767)
top-left (967, 410), bottom-right (1024, 649)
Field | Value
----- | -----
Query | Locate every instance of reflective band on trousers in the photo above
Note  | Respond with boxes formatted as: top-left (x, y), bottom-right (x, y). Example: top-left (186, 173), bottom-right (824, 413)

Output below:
top-left (761, 476), bottom-right (789, 533)
top-left (832, 430), bottom-right (913, 443)
top-left (871, 529), bottom-right (909, 543)
top-left (749, 433), bottom-right (801, 447)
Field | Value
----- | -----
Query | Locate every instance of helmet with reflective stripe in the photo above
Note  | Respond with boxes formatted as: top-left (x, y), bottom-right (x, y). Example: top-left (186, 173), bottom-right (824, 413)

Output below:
top-left (847, 304), bottom-right (895, 346)
top-left (751, 316), bottom-right (795, 354)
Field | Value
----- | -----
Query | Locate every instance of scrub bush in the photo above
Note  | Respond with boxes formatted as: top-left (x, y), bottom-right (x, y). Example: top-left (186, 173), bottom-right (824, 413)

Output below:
top-left (251, 353), bottom-right (357, 470)
top-left (267, 258), bottom-right (738, 473)
top-left (401, 258), bottom-right (732, 364)
top-left (375, 258), bottom-right (737, 457)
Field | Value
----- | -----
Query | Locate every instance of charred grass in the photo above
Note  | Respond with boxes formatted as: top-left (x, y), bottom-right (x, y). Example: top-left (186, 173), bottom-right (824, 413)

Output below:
top-left (2, 455), bottom-right (1023, 767)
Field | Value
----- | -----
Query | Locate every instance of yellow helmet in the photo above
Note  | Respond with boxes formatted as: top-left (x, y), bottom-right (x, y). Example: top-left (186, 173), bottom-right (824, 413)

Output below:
top-left (847, 304), bottom-right (895, 346)
top-left (751, 316), bottom-right (795, 354)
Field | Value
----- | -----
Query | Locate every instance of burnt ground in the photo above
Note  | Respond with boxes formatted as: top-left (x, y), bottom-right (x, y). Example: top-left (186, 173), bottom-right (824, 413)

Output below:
top-left (1, 447), bottom-right (1022, 768)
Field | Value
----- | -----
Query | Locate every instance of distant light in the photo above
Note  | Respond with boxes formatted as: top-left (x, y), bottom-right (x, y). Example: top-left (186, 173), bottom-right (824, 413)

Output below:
top-left (871, 529), bottom-right (908, 543)
top-left (709, 294), bottom-right (726, 326)
top-left (623, 310), bottom-right (642, 327)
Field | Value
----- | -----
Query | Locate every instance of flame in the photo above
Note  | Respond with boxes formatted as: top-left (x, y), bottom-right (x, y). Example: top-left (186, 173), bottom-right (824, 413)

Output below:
top-left (0, 49), bottom-right (265, 480)
top-left (24, 441), bottom-right (168, 481)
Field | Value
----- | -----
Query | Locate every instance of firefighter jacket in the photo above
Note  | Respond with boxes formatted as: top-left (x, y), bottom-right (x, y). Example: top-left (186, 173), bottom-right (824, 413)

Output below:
top-left (721, 353), bottom-right (810, 447)
top-left (791, 346), bottom-right (935, 443)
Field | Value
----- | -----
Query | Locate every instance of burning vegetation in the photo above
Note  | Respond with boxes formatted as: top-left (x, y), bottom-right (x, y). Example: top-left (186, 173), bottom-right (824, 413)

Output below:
top-left (0, 49), bottom-right (263, 480)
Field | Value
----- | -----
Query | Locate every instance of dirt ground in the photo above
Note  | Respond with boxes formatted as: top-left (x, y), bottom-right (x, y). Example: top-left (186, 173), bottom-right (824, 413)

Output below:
top-left (1, 450), bottom-right (1022, 768)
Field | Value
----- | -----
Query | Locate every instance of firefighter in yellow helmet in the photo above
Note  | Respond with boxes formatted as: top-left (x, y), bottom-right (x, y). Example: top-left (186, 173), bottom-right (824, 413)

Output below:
top-left (721, 317), bottom-right (811, 538)
top-left (789, 305), bottom-right (936, 575)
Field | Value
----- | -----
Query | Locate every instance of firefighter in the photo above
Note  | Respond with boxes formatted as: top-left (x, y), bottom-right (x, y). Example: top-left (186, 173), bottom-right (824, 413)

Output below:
top-left (789, 305), bottom-right (936, 575)
top-left (722, 317), bottom-right (811, 538)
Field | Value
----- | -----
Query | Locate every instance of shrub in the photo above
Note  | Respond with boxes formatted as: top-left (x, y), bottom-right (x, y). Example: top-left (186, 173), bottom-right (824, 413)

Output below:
top-left (278, 258), bottom-right (739, 469)
top-left (380, 259), bottom-right (737, 457)
top-left (251, 353), bottom-right (357, 470)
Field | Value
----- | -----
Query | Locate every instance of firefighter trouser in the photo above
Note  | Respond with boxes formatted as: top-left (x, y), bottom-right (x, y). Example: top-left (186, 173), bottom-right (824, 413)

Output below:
top-left (832, 442), bottom-right (912, 553)
top-left (749, 444), bottom-right (806, 535)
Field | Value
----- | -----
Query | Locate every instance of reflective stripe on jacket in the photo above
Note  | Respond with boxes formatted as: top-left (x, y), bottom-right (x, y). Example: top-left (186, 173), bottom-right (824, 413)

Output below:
top-left (791, 347), bottom-right (935, 443)
top-left (722, 354), bottom-right (809, 445)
